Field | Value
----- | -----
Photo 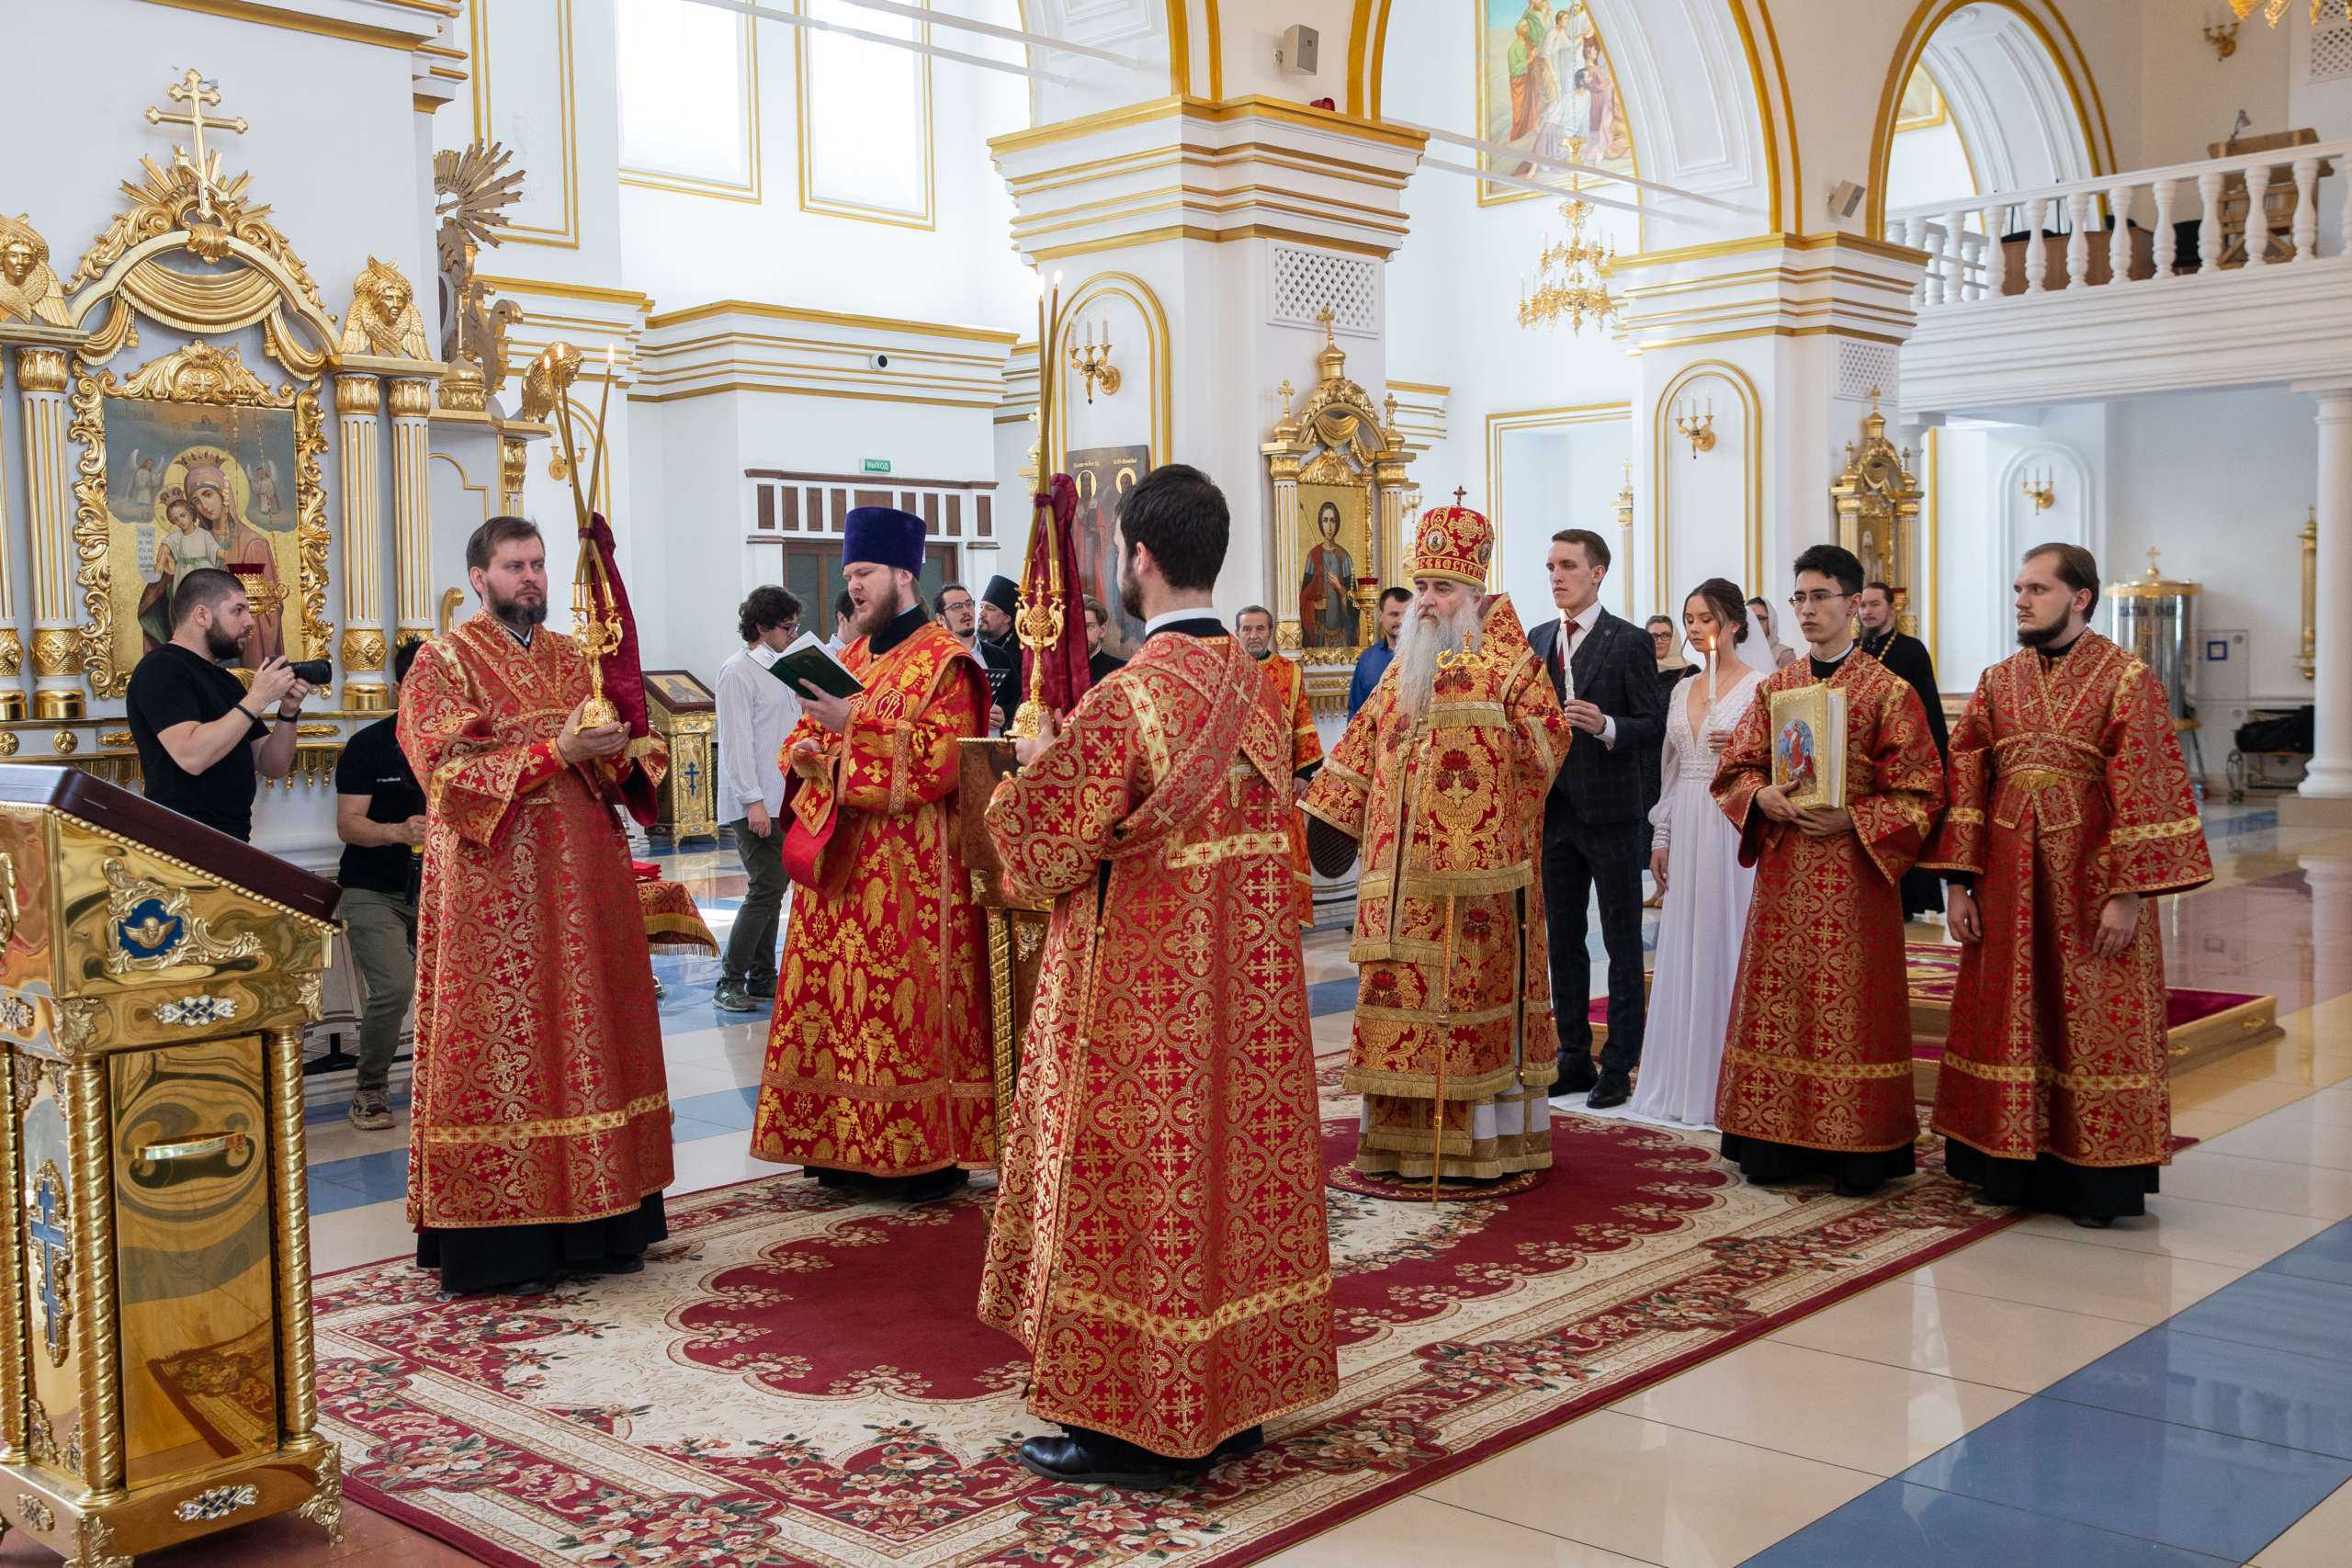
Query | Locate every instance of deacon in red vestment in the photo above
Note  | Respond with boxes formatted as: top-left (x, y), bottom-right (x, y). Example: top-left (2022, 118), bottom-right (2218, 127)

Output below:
top-left (980, 463), bottom-right (1335, 1489)
top-left (1713, 545), bottom-right (1945, 1197)
top-left (400, 516), bottom-right (673, 1295)
top-left (1926, 545), bottom-right (2212, 1225)
top-left (752, 506), bottom-right (993, 1200)
top-left (1237, 604), bottom-right (1324, 927)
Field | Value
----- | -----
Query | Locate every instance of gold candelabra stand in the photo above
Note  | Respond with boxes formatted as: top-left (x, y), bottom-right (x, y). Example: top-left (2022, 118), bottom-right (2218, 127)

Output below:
top-left (1010, 271), bottom-right (1072, 739)
top-left (524, 339), bottom-right (624, 730)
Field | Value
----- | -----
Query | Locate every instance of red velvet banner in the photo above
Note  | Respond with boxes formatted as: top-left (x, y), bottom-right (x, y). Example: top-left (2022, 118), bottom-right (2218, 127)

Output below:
top-left (1018, 474), bottom-right (1093, 719)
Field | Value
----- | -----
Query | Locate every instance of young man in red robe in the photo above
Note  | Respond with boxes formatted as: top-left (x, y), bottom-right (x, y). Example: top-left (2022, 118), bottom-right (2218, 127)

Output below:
top-left (752, 506), bottom-right (994, 1201)
top-left (400, 516), bottom-right (673, 1296)
top-left (1712, 543), bottom-right (1946, 1197)
top-left (1236, 603), bottom-right (1324, 927)
top-left (979, 464), bottom-right (1336, 1489)
top-left (1926, 544), bottom-right (2212, 1226)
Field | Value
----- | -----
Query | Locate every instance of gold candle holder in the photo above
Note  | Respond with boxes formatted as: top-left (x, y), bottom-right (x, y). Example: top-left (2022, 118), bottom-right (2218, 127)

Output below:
top-left (525, 341), bottom-right (624, 731)
top-left (1010, 270), bottom-right (1070, 741)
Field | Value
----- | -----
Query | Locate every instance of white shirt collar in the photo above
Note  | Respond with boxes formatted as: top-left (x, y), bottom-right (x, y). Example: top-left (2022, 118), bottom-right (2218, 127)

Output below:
top-left (1561, 603), bottom-right (1600, 638)
top-left (1143, 605), bottom-right (1215, 638)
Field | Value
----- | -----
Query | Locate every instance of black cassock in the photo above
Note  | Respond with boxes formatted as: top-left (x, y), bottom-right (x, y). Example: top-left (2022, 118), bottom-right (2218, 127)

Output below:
top-left (1861, 626), bottom-right (1950, 919)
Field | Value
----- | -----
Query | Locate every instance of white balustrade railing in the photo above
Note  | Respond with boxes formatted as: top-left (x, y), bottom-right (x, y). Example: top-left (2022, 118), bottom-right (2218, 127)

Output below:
top-left (1887, 139), bottom-right (2352, 310)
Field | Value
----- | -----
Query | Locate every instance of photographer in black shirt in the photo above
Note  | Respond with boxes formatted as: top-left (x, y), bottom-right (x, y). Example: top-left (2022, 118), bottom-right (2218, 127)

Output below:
top-left (334, 638), bottom-right (426, 1130)
top-left (124, 567), bottom-right (313, 840)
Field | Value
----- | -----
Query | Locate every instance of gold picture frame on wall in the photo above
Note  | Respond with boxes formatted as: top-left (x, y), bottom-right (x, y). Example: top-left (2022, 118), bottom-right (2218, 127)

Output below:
top-left (68, 341), bottom-right (331, 697)
top-left (1296, 481), bottom-right (1371, 651)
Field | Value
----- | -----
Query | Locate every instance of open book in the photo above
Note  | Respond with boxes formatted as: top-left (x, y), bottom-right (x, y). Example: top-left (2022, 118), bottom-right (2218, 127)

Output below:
top-left (1769, 683), bottom-right (1847, 810)
top-left (765, 631), bottom-right (865, 701)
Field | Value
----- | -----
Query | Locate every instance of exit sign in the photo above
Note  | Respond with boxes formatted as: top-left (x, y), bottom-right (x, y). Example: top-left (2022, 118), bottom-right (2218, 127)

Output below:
top-left (861, 457), bottom-right (891, 474)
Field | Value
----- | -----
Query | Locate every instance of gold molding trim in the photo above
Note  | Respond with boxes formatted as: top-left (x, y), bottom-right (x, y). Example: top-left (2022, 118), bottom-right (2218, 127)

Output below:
top-left (471, 0), bottom-right (581, 249)
top-left (139, 0), bottom-right (428, 50)
top-left (1650, 360), bottom-right (1762, 613)
top-left (1484, 402), bottom-right (1634, 594)
top-left (643, 299), bottom-right (1015, 343)
top-left (1026, 221), bottom-right (1400, 262)
top-left (1051, 272), bottom-right (1172, 479)
top-left (988, 94), bottom-right (1427, 161)
top-left (795, 0), bottom-right (934, 230)
top-left (1865, 0), bottom-right (2109, 240)
top-left (472, 274), bottom-right (653, 310)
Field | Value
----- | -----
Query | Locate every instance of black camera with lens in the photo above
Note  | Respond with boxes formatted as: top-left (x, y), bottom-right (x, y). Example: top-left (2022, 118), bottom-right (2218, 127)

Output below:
top-left (287, 660), bottom-right (331, 686)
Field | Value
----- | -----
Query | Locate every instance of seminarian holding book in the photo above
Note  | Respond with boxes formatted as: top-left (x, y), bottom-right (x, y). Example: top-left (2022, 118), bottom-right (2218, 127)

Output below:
top-left (1709, 544), bottom-right (1945, 1197)
top-left (750, 506), bottom-right (997, 1201)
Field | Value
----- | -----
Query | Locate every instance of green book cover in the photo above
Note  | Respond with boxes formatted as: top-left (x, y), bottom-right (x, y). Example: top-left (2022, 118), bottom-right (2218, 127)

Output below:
top-left (767, 632), bottom-right (865, 701)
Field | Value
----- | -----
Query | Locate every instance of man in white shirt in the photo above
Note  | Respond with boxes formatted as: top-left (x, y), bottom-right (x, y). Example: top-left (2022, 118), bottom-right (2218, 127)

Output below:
top-left (714, 585), bottom-right (803, 1013)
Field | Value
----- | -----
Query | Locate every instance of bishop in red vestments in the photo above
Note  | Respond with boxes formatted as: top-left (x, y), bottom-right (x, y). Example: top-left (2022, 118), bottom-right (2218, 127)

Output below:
top-left (1926, 545), bottom-right (2212, 1225)
top-left (752, 506), bottom-right (994, 1200)
top-left (1237, 603), bottom-right (1324, 927)
top-left (980, 465), bottom-right (1335, 1489)
top-left (1712, 545), bottom-right (1945, 1197)
top-left (400, 517), bottom-right (673, 1295)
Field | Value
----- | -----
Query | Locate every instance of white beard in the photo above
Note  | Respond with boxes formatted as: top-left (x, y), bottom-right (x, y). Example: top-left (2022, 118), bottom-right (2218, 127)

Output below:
top-left (1392, 600), bottom-right (1483, 722)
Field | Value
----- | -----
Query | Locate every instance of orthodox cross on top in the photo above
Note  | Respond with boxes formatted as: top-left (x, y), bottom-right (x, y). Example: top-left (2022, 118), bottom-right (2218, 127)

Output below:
top-left (146, 68), bottom-right (249, 222)
top-left (1453, 487), bottom-right (1468, 507)
top-left (1317, 303), bottom-right (1336, 347)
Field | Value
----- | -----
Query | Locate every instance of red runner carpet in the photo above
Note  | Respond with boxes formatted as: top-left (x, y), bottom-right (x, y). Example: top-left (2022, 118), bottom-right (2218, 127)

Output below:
top-left (316, 1113), bottom-right (2021, 1567)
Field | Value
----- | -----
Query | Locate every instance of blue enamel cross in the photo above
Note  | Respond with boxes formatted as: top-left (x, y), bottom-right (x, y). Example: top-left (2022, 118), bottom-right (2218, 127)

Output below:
top-left (28, 1174), bottom-right (67, 1362)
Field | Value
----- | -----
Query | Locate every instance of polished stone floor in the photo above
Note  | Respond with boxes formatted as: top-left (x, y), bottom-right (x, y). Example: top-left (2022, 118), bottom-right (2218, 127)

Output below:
top-left (33, 797), bottom-right (2352, 1566)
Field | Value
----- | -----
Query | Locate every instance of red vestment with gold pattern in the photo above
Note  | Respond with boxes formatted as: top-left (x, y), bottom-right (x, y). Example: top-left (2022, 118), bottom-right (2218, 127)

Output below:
top-left (1302, 594), bottom-right (1571, 1180)
top-left (752, 616), bottom-right (995, 1177)
top-left (1922, 632), bottom-right (2211, 1199)
top-left (1258, 650), bottom-right (1324, 927)
top-left (978, 629), bottom-right (1336, 1459)
top-left (1711, 649), bottom-right (1945, 1179)
top-left (398, 613), bottom-right (674, 1237)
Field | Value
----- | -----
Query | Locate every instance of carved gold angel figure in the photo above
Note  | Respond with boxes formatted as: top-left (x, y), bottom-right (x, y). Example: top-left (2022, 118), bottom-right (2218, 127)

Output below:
top-left (338, 255), bottom-right (432, 359)
top-left (0, 215), bottom-right (71, 327)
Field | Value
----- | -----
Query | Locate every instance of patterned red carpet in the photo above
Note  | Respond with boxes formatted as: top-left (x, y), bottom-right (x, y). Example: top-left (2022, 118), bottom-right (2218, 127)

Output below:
top-left (314, 1113), bottom-right (2022, 1567)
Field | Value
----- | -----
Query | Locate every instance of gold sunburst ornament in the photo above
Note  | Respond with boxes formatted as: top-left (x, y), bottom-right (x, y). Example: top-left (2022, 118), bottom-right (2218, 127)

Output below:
top-left (2230, 0), bottom-right (2349, 23)
top-left (1516, 137), bottom-right (1617, 336)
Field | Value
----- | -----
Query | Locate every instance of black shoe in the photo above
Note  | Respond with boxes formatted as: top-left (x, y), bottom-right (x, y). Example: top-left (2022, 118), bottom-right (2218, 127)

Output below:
top-left (802, 1166), bottom-right (857, 1190)
top-left (577, 1255), bottom-right (645, 1276)
top-left (446, 1275), bottom-right (555, 1301)
top-left (897, 1167), bottom-right (970, 1203)
top-left (1016, 1435), bottom-right (1192, 1491)
top-left (1211, 1427), bottom-right (1263, 1462)
top-left (1555, 1059), bottom-right (1599, 1096)
top-left (1586, 1073), bottom-right (1632, 1111)
top-left (2074, 1213), bottom-right (2117, 1229)
top-left (713, 980), bottom-right (761, 1013)
top-left (1833, 1177), bottom-right (1883, 1199)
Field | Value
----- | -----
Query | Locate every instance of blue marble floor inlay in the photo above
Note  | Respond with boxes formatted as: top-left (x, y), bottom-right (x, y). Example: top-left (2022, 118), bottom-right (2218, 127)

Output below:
top-left (1741, 1480), bottom-right (2233, 1568)
top-left (2043, 1325), bottom-right (2352, 1461)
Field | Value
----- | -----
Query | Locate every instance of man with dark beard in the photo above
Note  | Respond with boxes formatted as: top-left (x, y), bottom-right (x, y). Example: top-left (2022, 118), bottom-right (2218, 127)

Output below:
top-left (126, 566), bottom-right (311, 840)
top-left (397, 516), bottom-right (673, 1294)
top-left (1857, 581), bottom-right (1951, 919)
top-left (1303, 504), bottom-right (1572, 1183)
top-left (1925, 544), bottom-right (2211, 1226)
top-left (753, 507), bottom-right (994, 1199)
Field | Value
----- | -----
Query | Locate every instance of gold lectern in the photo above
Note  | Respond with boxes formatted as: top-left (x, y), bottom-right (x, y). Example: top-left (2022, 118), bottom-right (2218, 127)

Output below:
top-left (0, 769), bottom-right (341, 1566)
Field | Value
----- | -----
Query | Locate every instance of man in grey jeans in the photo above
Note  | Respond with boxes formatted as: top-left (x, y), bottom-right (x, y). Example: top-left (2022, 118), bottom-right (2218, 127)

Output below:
top-left (334, 637), bottom-right (427, 1129)
top-left (714, 585), bottom-right (803, 1012)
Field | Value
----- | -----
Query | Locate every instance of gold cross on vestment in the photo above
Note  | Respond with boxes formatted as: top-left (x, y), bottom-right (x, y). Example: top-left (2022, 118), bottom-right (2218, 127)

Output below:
top-left (145, 69), bottom-right (248, 221)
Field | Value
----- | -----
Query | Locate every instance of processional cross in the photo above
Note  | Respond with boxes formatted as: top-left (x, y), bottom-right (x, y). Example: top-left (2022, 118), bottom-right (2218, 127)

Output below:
top-left (28, 1170), bottom-right (69, 1364)
top-left (145, 68), bottom-right (249, 222)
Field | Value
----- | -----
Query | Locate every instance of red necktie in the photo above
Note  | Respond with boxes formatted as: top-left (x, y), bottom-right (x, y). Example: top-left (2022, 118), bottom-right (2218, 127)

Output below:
top-left (1550, 623), bottom-right (1568, 690)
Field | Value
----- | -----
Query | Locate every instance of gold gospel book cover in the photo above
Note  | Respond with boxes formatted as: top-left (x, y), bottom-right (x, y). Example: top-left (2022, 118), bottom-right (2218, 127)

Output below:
top-left (1770, 684), bottom-right (1848, 810)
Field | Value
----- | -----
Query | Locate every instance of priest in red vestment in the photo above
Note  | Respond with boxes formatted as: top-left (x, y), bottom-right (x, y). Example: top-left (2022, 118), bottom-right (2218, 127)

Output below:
top-left (1926, 544), bottom-right (2212, 1225)
top-left (980, 463), bottom-right (1335, 1488)
top-left (1712, 544), bottom-right (1945, 1197)
top-left (752, 506), bottom-right (993, 1201)
top-left (399, 516), bottom-right (673, 1295)
top-left (1237, 603), bottom-right (1323, 927)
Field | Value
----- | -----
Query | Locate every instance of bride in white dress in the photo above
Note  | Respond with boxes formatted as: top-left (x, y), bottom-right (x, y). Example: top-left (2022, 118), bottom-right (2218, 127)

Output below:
top-left (1623, 580), bottom-right (1773, 1129)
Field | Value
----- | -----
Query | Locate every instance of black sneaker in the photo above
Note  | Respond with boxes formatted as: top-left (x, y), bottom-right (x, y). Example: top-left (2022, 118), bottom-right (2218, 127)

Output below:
top-left (713, 980), bottom-right (761, 1013)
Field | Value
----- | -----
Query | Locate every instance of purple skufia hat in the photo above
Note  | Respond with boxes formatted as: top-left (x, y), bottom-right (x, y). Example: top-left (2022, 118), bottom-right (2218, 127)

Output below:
top-left (842, 506), bottom-right (925, 573)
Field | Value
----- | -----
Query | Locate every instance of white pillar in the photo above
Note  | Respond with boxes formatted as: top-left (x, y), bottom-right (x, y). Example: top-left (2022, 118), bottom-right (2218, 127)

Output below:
top-left (2302, 389), bottom-right (2352, 797)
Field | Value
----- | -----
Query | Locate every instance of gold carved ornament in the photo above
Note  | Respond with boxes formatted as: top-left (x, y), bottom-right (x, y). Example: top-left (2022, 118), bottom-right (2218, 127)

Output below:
top-left (101, 855), bottom-right (264, 975)
top-left (66, 341), bottom-right (332, 697)
top-left (0, 213), bottom-right (72, 327)
top-left (336, 256), bottom-right (432, 360)
top-left (434, 141), bottom-right (526, 399)
top-left (2231, 1), bottom-right (2349, 25)
top-left (1830, 389), bottom-right (1921, 635)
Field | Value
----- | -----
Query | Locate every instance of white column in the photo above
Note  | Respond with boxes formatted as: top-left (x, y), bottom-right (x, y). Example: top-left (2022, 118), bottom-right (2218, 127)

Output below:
top-left (2024, 199), bottom-right (2050, 293)
top-left (2303, 389), bottom-right (2352, 797)
top-left (18, 349), bottom-right (77, 717)
top-left (2153, 178), bottom-right (2178, 277)
top-left (334, 375), bottom-right (390, 710)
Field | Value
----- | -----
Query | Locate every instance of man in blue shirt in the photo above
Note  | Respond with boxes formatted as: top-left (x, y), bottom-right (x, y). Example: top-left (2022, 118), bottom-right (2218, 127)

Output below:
top-left (1345, 586), bottom-right (1412, 717)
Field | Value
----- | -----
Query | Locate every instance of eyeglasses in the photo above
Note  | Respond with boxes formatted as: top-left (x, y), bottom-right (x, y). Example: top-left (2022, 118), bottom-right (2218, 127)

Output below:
top-left (1787, 591), bottom-right (1851, 609)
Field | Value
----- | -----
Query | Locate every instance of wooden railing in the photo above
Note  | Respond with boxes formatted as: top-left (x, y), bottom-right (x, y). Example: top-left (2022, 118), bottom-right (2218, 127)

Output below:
top-left (1887, 140), bottom-right (2352, 308)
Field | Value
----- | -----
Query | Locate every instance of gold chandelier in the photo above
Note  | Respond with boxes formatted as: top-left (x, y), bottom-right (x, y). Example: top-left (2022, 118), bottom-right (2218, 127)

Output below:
top-left (2229, 0), bottom-right (2348, 23)
top-left (1517, 137), bottom-right (1617, 335)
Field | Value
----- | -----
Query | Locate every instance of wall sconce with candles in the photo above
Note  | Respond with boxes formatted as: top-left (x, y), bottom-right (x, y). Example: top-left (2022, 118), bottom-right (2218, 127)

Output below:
top-left (2206, 18), bottom-right (2240, 57)
top-left (2020, 468), bottom-right (2057, 511)
top-left (1067, 317), bottom-right (1120, 403)
top-left (1674, 398), bottom-right (1716, 458)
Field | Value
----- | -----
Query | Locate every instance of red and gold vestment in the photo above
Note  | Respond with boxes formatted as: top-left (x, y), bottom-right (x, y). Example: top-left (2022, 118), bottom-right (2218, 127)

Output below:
top-left (1301, 594), bottom-right (1570, 1180)
top-left (752, 617), bottom-right (995, 1177)
top-left (978, 629), bottom-right (1335, 1458)
top-left (1258, 650), bottom-right (1324, 927)
top-left (398, 613), bottom-right (674, 1233)
top-left (1712, 649), bottom-right (1945, 1159)
top-left (1923, 632), bottom-right (2211, 1172)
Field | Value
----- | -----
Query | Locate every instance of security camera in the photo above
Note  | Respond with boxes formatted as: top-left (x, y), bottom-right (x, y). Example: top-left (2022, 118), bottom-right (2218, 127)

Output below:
top-left (868, 352), bottom-right (891, 370)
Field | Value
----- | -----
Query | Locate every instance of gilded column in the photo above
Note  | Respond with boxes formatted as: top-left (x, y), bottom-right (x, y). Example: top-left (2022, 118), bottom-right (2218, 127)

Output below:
top-left (17, 349), bottom-right (74, 719)
top-left (334, 375), bottom-right (390, 709)
top-left (499, 432), bottom-right (528, 516)
top-left (389, 378), bottom-right (435, 649)
top-left (66, 1058), bottom-right (123, 1503)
